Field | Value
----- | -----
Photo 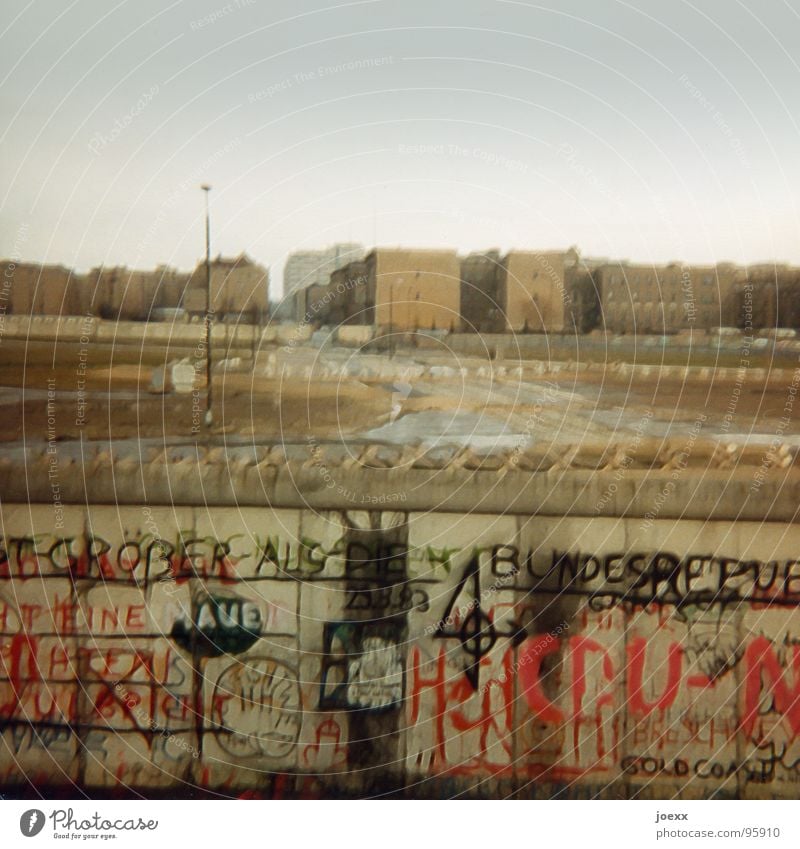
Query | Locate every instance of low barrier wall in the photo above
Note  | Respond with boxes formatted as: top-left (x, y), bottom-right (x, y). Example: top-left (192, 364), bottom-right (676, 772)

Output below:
top-left (1, 452), bottom-right (799, 798)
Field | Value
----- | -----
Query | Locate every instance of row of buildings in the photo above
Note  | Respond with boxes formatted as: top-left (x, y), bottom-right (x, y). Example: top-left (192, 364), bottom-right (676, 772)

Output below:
top-left (1, 254), bottom-right (269, 323)
top-left (4, 242), bottom-right (799, 334)
top-left (283, 243), bottom-right (800, 334)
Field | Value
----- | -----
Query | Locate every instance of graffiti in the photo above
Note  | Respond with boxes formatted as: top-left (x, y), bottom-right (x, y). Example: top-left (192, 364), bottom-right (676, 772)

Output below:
top-left (170, 592), bottom-right (262, 657)
top-left (302, 719), bottom-right (347, 769)
top-left (479, 620), bottom-right (569, 696)
top-left (253, 535), bottom-right (343, 576)
top-left (0, 534), bottom-right (239, 583)
top-left (530, 549), bottom-right (800, 609)
top-left (345, 584), bottom-right (429, 614)
top-left (621, 739), bottom-right (800, 785)
top-left (347, 637), bottom-right (404, 709)
top-left (1, 508), bottom-right (800, 796)
top-left (212, 658), bottom-right (301, 758)
top-left (345, 539), bottom-right (407, 580)
top-left (407, 644), bottom-right (514, 774)
top-left (320, 620), bottom-right (406, 711)
top-left (114, 682), bottom-right (199, 758)
top-left (621, 755), bottom-right (775, 783)
top-left (684, 607), bottom-right (742, 679)
top-left (514, 633), bottom-right (800, 726)
top-left (5, 725), bottom-right (73, 755)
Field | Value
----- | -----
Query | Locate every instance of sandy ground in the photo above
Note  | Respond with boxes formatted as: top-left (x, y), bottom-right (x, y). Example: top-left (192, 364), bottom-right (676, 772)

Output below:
top-left (1, 338), bottom-right (798, 450)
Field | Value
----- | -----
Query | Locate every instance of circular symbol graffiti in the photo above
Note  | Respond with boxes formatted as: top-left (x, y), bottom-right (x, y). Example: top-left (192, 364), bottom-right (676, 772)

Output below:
top-left (212, 657), bottom-right (301, 759)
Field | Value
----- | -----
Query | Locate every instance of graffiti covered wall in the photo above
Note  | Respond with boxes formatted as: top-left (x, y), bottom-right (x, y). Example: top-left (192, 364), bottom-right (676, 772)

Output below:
top-left (1, 504), bottom-right (799, 798)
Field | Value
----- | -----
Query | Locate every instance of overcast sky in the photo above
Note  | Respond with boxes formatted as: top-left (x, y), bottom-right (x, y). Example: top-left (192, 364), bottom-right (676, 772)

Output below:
top-left (2, 0), bottom-right (799, 294)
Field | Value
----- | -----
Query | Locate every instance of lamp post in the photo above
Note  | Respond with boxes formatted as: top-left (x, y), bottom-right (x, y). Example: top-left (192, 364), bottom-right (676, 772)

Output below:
top-left (201, 184), bottom-right (212, 429)
top-left (388, 281), bottom-right (393, 359)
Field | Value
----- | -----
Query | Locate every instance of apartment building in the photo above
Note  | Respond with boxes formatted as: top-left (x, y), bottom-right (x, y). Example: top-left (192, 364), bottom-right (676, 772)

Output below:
top-left (283, 243), bottom-right (364, 296)
top-left (498, 250), bottom-right (578, 333)
top-left (370, 248), bottom-right (461, 332)
top-left (599, 262), bottom-right (740, 333)
top-left (185, 254), bottom-right (269, 321)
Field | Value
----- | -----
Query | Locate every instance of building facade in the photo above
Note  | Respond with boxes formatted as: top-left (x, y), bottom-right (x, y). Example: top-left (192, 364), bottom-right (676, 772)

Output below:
top-left (498, 250), bottom-right (577, 333)
top-left (186, 254), bottom-right (269, 321)
top-left (4, 263), bottom-right (86, 317)
top-left (729, 264), bottom-right (800, 331)
top-left (283, 243), bottom-right (364, 296)
top-left (371, 248), bottom-right (461, 332)
top-left (599, 262), bottom-right (740, 334)
top-left (6, 249), bottom-right (800, 335)
top-left (460, 250), bottom-right (504, 333)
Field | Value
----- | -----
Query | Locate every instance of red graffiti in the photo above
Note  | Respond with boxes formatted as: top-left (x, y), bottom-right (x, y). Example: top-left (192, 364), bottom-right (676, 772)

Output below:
top-left (408, 645), bottom-right (514, 775)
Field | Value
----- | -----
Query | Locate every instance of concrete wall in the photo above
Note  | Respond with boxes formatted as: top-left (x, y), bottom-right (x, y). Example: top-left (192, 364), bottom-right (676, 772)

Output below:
top-left (1, 483), bottom-right (799, 797)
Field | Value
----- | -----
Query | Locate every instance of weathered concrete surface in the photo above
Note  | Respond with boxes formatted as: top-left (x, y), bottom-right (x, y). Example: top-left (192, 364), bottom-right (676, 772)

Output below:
top-left (1, 439), bottom-right (799, 520)
top-left (0, 452), bottom-right (799, 798)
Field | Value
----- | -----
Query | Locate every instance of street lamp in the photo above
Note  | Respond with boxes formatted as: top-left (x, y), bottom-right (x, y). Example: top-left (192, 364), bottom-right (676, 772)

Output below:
top-left (388, 281), bottom-right (393, 359)
top-left (388, 278), bottom-right (404, 359)
top-left (201, 184), bottom-right (212, 429)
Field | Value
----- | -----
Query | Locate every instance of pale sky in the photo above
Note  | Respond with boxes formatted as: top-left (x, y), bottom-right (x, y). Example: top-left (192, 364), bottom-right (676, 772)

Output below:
top-left (2, 0), bottom-right (799, 296)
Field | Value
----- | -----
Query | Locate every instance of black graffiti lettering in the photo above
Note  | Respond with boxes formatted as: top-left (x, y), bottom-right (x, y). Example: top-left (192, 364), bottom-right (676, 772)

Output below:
top-left (301, 538), bottom-right (329, 573)
top-left (346, 540), bottom-right (406, 579)
top-left (47, 538), bottom-right (78, 573)
top-left (626, 553), bottom-right (650, 590)
top-left (86, 535), bottom-right (111, 577)
top-left (717, 557), bottom-right (750, 594)
top-left (211, 540), bottom-right (233, 576)
top-left (11, 537), bottom-right (39, 575)
top-left (621, 756), bottom-right (690, 778)
top-left (147, 539), bottom-right (175, 580)
top-left (344, 584), bottom-right (429, 614)
top-left (604, 553), bottom-right (627, 584)
top-left (491, 545), bottom-right (519, 577)
top-left (117, 541), bottom-right (141, 574)
top-left (754, 559), bottom-right (779, 592)
top-left (555, 551), bottom-right (611, 587)
top-left (694, 756), bottom-right (776, 783)
top-left (254, 536), bottom-right (291, 573)
top-left (784, 560), bottom-right (800, 597)
top-left (546, 549), bottom-right (800, 608)
top-left (651, 553), bottom-right (682, 599)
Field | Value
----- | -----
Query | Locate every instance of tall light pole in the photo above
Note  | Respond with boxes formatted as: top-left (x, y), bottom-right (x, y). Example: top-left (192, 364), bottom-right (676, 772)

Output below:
top-left (201, 184), bottom-right (213, 429)
top-left (388, 281), bottom-right (393, 359)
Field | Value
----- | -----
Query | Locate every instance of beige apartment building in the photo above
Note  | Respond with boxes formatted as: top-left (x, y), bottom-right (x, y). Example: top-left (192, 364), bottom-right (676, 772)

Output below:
top-left (498, 250), bottom-right (577, 332)
top-left (599, 262), bottom-right (741, 334)
top-left (370, 248), bottom-right (461, 332)
top-left (186, 254), bottom-right (269, 320)
top-left (728, 264), bottom-right (800, 330)
top-left (90, 266), bottom-right (163, 320)
top-left (5, 262), bottom-right (85, 316)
